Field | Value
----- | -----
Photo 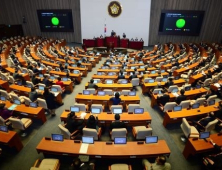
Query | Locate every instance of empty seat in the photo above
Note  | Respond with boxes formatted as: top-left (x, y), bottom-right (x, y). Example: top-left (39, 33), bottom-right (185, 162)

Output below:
top-left (74, 103), bottom-right (88, 111)
top-left (163, 102), bottom-right (177, 112)
top-left (127, 104), bottom-right (140, 112)
top-left (83, 127), bottom-right (102, 141)
top-left (111, 128), bottom-right (127, 140)
top-left (179, 100), bottom-right (190, 109)
top-left (132, 126), bottom-right (152, 140)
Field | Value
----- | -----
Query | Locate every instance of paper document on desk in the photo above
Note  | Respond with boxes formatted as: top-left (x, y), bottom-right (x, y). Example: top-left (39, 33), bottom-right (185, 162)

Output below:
top-left (214, 83), bottom-right (220, 87)
top-left (79, 143), bottom-right (89, 154)
top-left (201, 71), bottom-right (206, 75)
top-left (53, 92), bottom-right (59, 96)
top-left (80, 112), bottom-right (87, 119)
top-left (8, 104), bottom-right (18, 110)
top-left (172, 92), bottom-right (179, 97)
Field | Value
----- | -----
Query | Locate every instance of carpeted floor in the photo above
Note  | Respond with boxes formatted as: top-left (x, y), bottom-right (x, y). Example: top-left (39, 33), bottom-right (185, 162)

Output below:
top-left (0, 44), bottom-right (208, 170)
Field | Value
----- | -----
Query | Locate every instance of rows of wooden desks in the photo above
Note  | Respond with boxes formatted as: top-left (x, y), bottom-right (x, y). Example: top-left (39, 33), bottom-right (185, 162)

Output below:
top-left (36, 138), bottom-right (170, 159)
top-left (9, 84), bottom-right (63, 105)
top-left (163, 103), bottom-right (219, 127)
top-left (1, 100), bottom-right (47, 123)
top-left (5, 67), bottom-right (30, 81)
top-left (183, 133), bottom-right (222, 159)
top-left (0, 131), bottom-right (23, 152)
top-left (85, 83), bottom-right (133, 91)
top-left (60, 111), bottom-right (151, 126)
top-left (173, 62), bottom-right (199, 76)
top-left (142, 79), bottom-right (186, 94)
top-left (150, 88), bottom-right (208, 107)
top-left (50, 70), bottom-right (81, 83)
top-left (75, 94), bottom-right (140, 107)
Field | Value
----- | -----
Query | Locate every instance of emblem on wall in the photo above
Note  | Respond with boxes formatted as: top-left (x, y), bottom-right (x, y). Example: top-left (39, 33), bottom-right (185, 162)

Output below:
top-left (108, 1), bottom-right (122, 17)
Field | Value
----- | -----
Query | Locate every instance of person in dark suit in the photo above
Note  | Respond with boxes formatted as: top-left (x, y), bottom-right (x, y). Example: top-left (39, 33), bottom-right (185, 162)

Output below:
top-left (42, 75), bottom-right (51, 87)
top-left (109, 92), bottom-right (121, 105)
top-left (129, 71), bottom-right (137, 80)
top-left (69, 158), bottom-right (94, 170)
top-left (88, 79), bottom-right (98, 89)
top-left (204, 89), bottom-right (213, 100)
top-left (109, 114), bottom-right (126, 131)
top-left (118, 72), bottom-right (125, 80)
top-left (165, 78), bottom-right (174, 89)
top-left (206, 70), bottom-right (212, 79)
top-left (203, 139), bottom-right (222, 170)
top-left (192, 113), bottom-right (216, 132)
top-left (65, 112), bottom-right (84, 134)
top-left (172, 59), bottom-right (179, 67)
top-left (176, 89), bottom-right (186, 104)
top-left (86, 115), bottom-right (98, 131)
top-left (29, 87), bottom-right (39, 102)
top-left (157, 90), bottom-right (170, 106)
top-left (31, 73), bottom-right (40, 85)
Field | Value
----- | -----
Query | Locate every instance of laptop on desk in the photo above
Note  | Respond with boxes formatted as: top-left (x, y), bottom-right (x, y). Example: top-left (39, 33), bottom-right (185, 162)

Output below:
top-left (199, 132), bottom-right (210, 139)
top-left (0, 125), bottom-right (8, 133)
top-left (113, 108), bottom-right (122, 114)
top-left (91, 108), bottom-right (101, 114)
top-left (145, 136), bottom-right (158, 144)
top-left (98, 91), bottom-right (105, 96)
top-left (128, 91), bottom-right (136, 96)
top-left (83, 90), bottom-right (90, 95)
top-left (51, 134), bottom-right (64, 142)
top-left (114, 137), bottom-right (127, 144)
top-left (192, 103), bottom-right (200, 109)
top-left (134, 108), bottom-right (144, 114)
top-left (173, 105), bottom-right (182, 112)
top-left (0, 96), bottom-right (6, 101)
top-left (70, 106), bottom-right (80, 112)
top-left (82, 136), bottom-right (94, 144)
top-left (29, 102), bottom-right (37, 108)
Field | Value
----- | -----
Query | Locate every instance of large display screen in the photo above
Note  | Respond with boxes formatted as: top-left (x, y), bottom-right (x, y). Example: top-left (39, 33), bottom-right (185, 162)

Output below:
top-left (158, 10), bottom-right (205, 36)
top-left (37, 9), bottom-right (74, 32)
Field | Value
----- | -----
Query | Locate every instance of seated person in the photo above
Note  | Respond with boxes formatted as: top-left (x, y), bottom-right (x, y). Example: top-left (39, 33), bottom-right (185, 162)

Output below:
top-left (151, 82), bottom-right (163, 93)
top-left (56, 77), bottom-right (65, 90)
top-left (32, 73), bottom-right (40, 85)
top-left (165, 78), bottom-right (174, 89)
top-left (69, 158), bottom-right (94, 170)
top-left (42, 75), bottom-right (51, 87)
top-left (203, 139), bottom-right (222, 169)
top-left (175, 89), bottom-right (186, 104)
top-left (157, 89), bottom-right (170, 106)
top-left (118, 72), bottom-right (125, 80)
top-left (0, 103), bottom-right (13, 120)
top-left (142, 156), bottom-right (171, 170)
top-left (120, 66), bottom-right (125, 73)
top-left (29, 87), bottom-right (40, 102)
top-left (88, 79), bottom-right (98, 89)
top-left (65, 112), bottom-right (84, 134)
top-left (109, 114), bottom-right (126, 131)
top-left (86, 115), bottom-right (99, 131)
top-left (191, 113), bottom-right (216, 132)
top-left (109, 92), bottom-right (121, 105)
top-left (13, 69), bottom-right (21, 80)
top-left (206, 70), bottom-right (212, 79)
top-left (203, 89), bottom-right (214, 100)
top-left (129, 71), bottom-right (138, 80)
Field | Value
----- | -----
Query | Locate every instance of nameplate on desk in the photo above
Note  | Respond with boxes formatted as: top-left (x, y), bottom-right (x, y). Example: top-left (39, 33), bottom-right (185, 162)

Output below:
top-left (173, 118), bottom-right (177, 120)
top-left (130, 156), bottom-right (136, 158)
top-left (34, 115), bottom-right (38, 117)
top-left (124, 121), bottom-right (129, 123)
top-left (20, 112), bottom-right (28, 116)
top-left (95, 155), bottom-right (101, 158)
top-left (100, 121), bottom-right (105, 123)
top-left (63, 153), bottom-right (68, 156)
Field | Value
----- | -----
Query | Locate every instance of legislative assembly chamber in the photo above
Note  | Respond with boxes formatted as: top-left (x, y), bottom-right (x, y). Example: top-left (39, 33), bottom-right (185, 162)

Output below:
top-left (0, 0), bottom-right (222, 170)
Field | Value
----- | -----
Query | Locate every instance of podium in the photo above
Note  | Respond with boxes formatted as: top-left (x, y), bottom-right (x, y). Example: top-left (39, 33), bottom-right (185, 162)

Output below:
top-left (120, 38), bottom-right (129, 48)
top-left (96, 38), bottom-right (105, 47)
top-left (105, 36), bottom-right (120, 47)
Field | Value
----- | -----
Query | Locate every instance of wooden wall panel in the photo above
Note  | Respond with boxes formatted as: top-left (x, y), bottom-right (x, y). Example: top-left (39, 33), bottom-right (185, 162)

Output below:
top-left (149, 0), bottom-right (222, 45)
top-left (0, 0), bottom-right (81, 43)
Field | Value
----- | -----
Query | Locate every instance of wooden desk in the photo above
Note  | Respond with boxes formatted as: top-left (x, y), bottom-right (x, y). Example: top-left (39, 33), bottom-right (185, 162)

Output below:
top-left (0, 80), bottom-right (10, 92)
top-left (85, 83), bottom-right (133, 91)
top-left (75, 94), bottom-right (140, 106)
top-left (0, 131), bottom-right (23, 151)
top-left (50, 70), bottom-right (82, 83)
top-left (60, 111), bottom-right (151, 126)
top-left (189, 68), bottom-right (215, 84)
top-left (142, 79), bottom-right (186, 94)
top-left (150, 88), bottom-right (208, 107)
top-left (9, 84), bottom-right (63, 105)
top-left (163, 103), bottom-right (219, 127)
top-left (183, 133), bottom-right (222, 159)
top-left (5, 67), bottom-right (30, 81)
top-left (97, 69), bottom-right (120, 73)
top-left (36, 139), bottom-right (170, 158)
top-left (92, 75), bottom-right (118, 81)
top-left (4, 100), bottom-right (46, 123)
top-left (173, 62), bottom-right (199, 76)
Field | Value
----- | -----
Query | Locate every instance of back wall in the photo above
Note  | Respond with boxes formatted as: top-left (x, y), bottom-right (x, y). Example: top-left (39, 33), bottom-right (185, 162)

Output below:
top-left (80, 0), bottom-right (151, 46)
